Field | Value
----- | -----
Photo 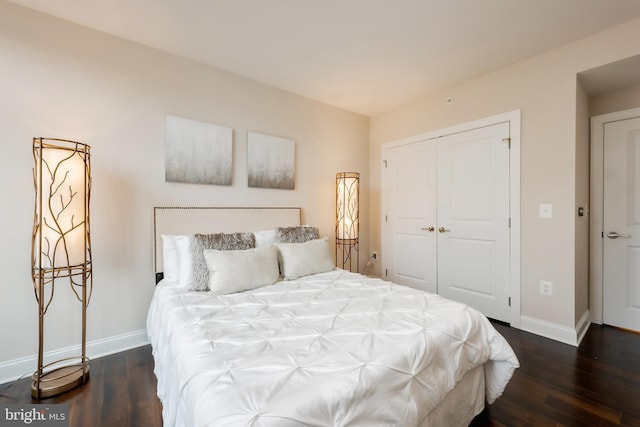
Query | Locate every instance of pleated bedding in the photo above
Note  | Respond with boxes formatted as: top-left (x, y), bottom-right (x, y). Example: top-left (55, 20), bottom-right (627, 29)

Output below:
top-left (147, 269), bottom-right (519, 427)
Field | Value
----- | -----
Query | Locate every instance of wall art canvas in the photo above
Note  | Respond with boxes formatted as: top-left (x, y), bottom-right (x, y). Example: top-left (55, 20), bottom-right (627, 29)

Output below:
top-left (165, 115), bottom-right (233, 185)
top-left (247, 131), bottom-right (295, 190)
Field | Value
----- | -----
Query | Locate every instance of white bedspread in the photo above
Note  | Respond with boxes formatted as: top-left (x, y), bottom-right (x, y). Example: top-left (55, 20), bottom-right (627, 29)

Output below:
top-left (147, 269), bottom-right (519, 427)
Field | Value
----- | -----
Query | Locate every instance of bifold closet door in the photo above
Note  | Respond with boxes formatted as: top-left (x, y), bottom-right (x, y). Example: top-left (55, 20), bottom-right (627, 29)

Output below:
top-left (436, 122), bottom-right (511, 322)
top-left (381, 122), bottom-right (511, 322)
top-left (382, 140), bottom-right (437, 293)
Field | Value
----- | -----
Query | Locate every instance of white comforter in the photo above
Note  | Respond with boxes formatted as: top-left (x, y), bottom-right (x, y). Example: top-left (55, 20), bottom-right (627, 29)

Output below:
top-left (147, 269), bottom-right (518, 427)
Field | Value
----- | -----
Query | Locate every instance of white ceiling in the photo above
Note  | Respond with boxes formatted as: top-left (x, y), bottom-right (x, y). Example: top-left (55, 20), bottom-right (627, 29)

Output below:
top-left (8, 0), bottom-right (640, 116)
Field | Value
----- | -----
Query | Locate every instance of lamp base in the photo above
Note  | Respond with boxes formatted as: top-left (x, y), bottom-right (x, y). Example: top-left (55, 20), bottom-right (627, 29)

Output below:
top-left (31, 364), bottom-right (89, 399)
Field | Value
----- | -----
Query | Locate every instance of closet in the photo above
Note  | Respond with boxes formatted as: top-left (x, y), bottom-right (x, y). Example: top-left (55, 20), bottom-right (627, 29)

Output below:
top-left (381, 121), bottom-right (512, 322)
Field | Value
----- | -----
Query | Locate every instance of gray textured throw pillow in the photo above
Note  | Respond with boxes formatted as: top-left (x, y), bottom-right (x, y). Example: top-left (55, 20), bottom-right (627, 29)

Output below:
top-left (275, 226), bottom-right (320, 243)
top-left (190, 232), bottom-right (256, 291)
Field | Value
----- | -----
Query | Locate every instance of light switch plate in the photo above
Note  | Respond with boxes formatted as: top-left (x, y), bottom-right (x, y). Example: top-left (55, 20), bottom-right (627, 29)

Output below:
top-left (539, 204), bottom-right (552, 218)
top-left (539, 280), bottom-right (553, 295)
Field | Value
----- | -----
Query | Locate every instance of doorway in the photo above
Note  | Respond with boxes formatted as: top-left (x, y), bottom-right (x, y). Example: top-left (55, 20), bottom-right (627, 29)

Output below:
top-left (591, 107), bottom-right (640, 332)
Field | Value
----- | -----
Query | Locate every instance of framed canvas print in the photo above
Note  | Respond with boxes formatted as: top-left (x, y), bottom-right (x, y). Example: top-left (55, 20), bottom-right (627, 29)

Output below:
top-left (247, 131), bottom-right (295, 190)
top-left (165, 115), bottom-right (233, 185)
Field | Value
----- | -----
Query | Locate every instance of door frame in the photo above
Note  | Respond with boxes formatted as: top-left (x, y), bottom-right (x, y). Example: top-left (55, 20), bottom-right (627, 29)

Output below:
top-left (590, 107), bottom-right (640, 325)
top-left (381, 110), bottom-right (521, 328)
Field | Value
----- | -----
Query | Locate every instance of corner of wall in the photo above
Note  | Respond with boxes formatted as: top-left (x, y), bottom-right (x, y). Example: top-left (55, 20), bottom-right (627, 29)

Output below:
top-left (520, 310), bottom-right (591, 347)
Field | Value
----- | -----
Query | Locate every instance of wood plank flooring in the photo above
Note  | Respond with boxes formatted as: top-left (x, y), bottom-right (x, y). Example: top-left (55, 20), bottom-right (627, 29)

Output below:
top-left (0, 345), bottom-right (162, 427)
top-left (1, 322), bottom-right (638, 426)
top-left (471, 322), bottom-right (640, 427)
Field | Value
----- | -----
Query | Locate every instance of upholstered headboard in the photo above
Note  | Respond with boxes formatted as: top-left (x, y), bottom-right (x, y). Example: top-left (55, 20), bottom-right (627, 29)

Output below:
top-left (153, 206), bottom-right (302, 275)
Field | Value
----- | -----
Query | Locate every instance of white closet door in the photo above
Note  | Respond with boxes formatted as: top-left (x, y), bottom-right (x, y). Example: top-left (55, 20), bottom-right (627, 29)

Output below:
top-left (603, 117), bottom-right (640, 332)
top-left (436, 122), bottom-right (511, 322)
top-left (382, 140), bottom-right (437, 293)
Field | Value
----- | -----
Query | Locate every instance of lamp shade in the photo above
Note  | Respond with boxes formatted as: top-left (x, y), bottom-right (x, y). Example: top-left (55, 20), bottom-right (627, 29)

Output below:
top-left (336, 172), bottom-right (359, 241)
top-left (33, 139), bottom-right (91, 271)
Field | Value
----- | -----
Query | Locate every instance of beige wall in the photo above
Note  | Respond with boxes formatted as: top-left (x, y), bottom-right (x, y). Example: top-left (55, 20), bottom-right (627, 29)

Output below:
top-left (370, 17), bottom-right (640, 330)
top-left (575, 80), bottom-right (590, 325)
top-left (0, 2), bottom-right (369, 366)
top-left (590, 82), bottom-right (640, 116)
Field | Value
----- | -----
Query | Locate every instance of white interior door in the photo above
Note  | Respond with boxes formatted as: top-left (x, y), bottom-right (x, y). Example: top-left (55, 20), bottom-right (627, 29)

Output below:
top-left (382, 141), bottom-right (437, 293)
top-left (436, 123), bottom-right (511, 322)
top-left (603, 117), bottom-right (640, 332)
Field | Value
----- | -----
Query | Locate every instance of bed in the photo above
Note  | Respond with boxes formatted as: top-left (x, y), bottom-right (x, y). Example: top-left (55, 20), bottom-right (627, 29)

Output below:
top-left (147, 207), bottom-right (519, 427)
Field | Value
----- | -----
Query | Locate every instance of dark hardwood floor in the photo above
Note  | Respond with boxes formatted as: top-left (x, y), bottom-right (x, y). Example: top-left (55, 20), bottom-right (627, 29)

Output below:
top-left (471, 322), bottom-right (640, 427)
top-left (1, 322), bottom-right (639, 426)
top-left (0, 345), bottom-right (162, 427)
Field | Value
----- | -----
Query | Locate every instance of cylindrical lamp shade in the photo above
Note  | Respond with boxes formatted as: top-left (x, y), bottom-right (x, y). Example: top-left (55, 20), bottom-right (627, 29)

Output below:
top-left (336, 172), bottom-right (359, 241)
top-left (33, 138), bottom-right (91, 271)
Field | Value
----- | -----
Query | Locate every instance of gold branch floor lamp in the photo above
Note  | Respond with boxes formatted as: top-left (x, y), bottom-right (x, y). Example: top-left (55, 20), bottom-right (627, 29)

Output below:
top-left (336, 172), bottom-right (359, 272)
top-left (31, 137), bottom-right (92, 399)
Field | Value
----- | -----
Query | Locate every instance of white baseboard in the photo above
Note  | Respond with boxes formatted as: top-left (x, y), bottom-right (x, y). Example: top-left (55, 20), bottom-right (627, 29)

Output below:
top-left (520, 314), bottom-right (591, 347)
top-left (575, 310), bottom-right (592, 346)
top-left (0, 330), bottom-right (149, 384)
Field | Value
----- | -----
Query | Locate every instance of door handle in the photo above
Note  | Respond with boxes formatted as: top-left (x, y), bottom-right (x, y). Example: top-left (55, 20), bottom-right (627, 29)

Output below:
top-left (438, 227), bottom-right (451, 233)
top-left (607, 232), bottom-right (631, 239)
top-left (421, 226), bottom-right (435, 232)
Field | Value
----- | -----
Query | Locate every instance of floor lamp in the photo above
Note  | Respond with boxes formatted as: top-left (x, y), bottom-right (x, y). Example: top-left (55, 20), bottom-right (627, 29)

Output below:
top-left (336, 172), bottom-right (359, 272)
top-left (31, 138), bottom-right (92, 399)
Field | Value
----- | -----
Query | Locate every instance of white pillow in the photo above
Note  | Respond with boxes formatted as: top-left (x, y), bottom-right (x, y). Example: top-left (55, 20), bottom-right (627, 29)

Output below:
top-left (254, 229), bottom-right (277, 247)
top-left (277, 237), bottom-right (334, 280)
top-left (161, 235), bottom-right (179, 282)
top-left (175, 235), bottom-right (194, 289)
top-left (204, 245), bottom-right (279, 295)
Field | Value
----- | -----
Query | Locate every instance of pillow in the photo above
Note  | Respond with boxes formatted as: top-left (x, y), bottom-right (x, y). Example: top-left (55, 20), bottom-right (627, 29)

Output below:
top-left (254, 229), bottom-right (277, 247)
top-left (191, 232), bottom-right (256, 291)
top-left (275, 226), bottom-right (320, 243)
top-left (277, 237), bottom-right (334, 280)
top-left (161, 235), bottom-right (179, 282)
top-left (175, 235), bottom-right (194, 289)
top-left (204, 245), bottom-right (279, 295)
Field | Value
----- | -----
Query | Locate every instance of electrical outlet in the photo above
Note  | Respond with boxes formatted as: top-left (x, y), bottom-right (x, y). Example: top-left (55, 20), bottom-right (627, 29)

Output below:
top-left (371, 251), bottom-right (378, 260)
top-left (539, 280), bottom-right (552, 296)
